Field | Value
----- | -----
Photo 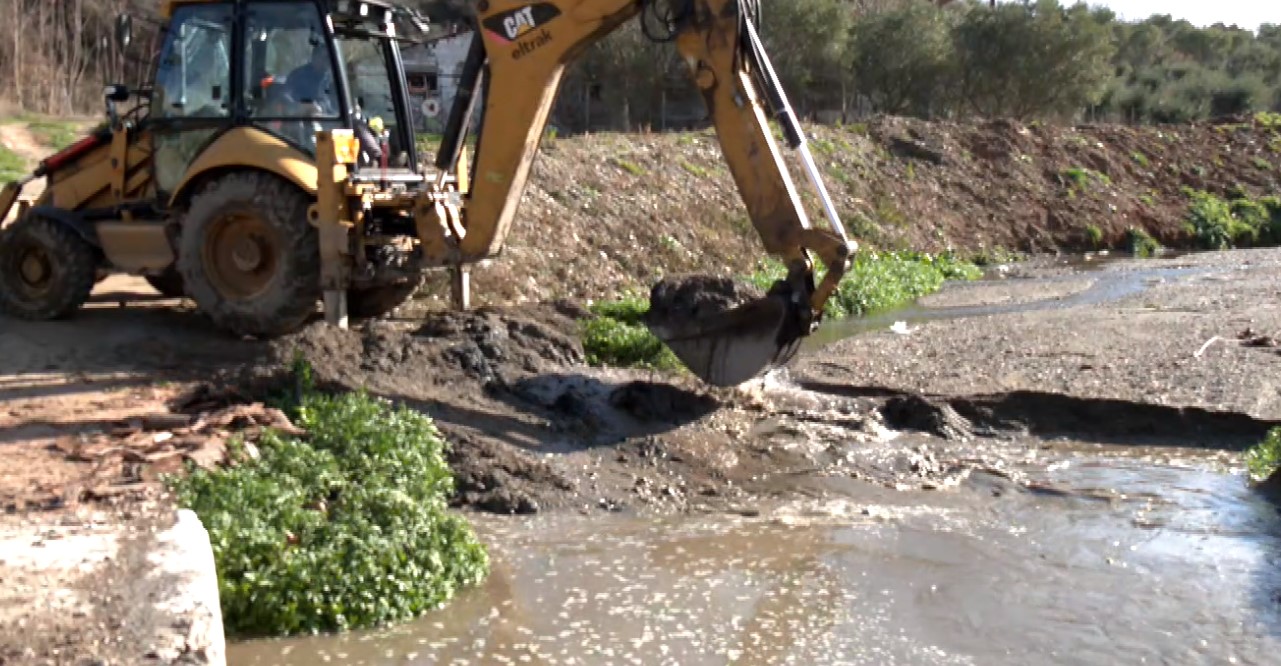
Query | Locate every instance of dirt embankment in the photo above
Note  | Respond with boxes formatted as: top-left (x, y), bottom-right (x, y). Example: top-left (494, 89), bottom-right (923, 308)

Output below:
top-left (441, 114), bottom-right (1281, 308)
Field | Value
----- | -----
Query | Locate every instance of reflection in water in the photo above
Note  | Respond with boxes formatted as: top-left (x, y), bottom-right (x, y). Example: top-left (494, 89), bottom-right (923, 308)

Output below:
top-left (228, 449), bottom-right (1281, 665)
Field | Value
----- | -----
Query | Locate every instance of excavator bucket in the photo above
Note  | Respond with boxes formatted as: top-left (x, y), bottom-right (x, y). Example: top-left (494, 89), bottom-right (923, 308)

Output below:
top-left (643, 277), bottom-right (807, 387)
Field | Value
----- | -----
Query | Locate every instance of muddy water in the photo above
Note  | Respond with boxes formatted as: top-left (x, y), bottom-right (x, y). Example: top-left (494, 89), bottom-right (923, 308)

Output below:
top-left (802, 252), bottom-right (1217, 350)
top-left (227, 443), bottom-right (1281, 665)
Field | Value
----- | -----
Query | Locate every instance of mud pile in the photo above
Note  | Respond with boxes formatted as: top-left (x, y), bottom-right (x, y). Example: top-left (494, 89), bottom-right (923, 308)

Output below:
top-left (645, 274), bottom-right (765, 326)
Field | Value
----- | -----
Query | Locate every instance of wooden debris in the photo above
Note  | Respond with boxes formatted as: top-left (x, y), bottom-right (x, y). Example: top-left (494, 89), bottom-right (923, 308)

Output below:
top-left (49, 402), bottom-right (306, 500)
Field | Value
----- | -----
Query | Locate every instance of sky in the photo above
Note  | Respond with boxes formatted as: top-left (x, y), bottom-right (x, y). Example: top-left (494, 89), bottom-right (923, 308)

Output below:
top-left (1077, 1), bottom-right (1276, 30)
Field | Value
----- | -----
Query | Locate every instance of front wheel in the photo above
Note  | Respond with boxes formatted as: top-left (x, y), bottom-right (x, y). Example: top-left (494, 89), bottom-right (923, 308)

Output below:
top-left (176, 172), bottom-right (320, 338)
top-left (0, 215), bottom-right (98, 320)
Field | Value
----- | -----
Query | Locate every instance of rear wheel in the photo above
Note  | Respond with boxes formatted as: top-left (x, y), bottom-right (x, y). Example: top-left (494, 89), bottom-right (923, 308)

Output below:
top-left (0, 215), bottom-right (97, 320)
top-left (349, 278), bottom-right (421, 319)
top-left (177, 172), bottom-right (320, 338)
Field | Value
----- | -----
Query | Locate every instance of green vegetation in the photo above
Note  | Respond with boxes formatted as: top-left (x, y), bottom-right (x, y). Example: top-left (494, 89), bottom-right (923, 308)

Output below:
top-left (25, 120), bottom-right (81, 151)
top-left (678, 159), bottom-right (708, 178)
top-left (1181, 189), bottom-right (1281, 250)
top-left (612, 157), bottom-right (646, 177)
top-left (582, 251), bottom-right (981, 371)
top-left (747, 250), bottom-right (982, 319)
top-left (1126, 226), bottom-right (1161, 257)
top-left (1130, 151), bottom-right (1149, 167)
top-left (1060, 167), bottom-right (1112, 194)
top-left (581, 295), bottom-right (682, 371)
top-left (167, 364), bottom-right (489, 638)
top-left (0, 145), bottom-right (25, 182)
top-left (1085, 224), bottom-right (1104, 248)
top-left (1245, 427), bottom-right (1281, 483)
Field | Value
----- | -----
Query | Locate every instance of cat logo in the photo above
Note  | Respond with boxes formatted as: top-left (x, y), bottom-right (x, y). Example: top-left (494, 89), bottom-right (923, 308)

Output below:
top-left (502, 6), bottom-right (537, 40)
top-left (482, 3), bottom-right (562, 46)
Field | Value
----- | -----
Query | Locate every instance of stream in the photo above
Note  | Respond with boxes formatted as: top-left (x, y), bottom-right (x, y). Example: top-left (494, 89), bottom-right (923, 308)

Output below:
top-left (227, 443), bottom-right (1281, 665)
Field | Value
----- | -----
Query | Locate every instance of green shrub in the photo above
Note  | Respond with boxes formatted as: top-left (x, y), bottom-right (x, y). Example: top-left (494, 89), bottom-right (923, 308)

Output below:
top-left (581, 296), bottom-right (682, 371)
top-left (1181, 189), bottom-right (1280, 249)
top-left (1183, 189), bottom-right (1247, 249)
top-left (747, 250), bottom-right (981, 319)
top-left (1245, 427), bottom-right (1281, 483)
top-left (1085, 224), bottom-right (1104, 248)
top-left (167, 375), bottom-right (489, 638)
top-left (1126, 226), bottom-right (1160, 257)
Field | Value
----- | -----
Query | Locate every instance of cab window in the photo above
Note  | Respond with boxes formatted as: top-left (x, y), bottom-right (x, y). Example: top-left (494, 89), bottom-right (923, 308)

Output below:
top-left (152, 4), bottom-right (233, 119)
top-left (243, 1), bottom-right (343, 151)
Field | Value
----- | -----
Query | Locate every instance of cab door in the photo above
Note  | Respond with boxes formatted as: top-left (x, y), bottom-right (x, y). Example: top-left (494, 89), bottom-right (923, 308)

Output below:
top-left (149, 2), bottom-right (236, 201)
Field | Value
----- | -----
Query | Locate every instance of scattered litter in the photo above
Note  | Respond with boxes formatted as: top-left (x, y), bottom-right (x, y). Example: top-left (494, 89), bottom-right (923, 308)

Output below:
top-left (890, 321), bottom-right (917, 335)
top-left (1194, 336), bottom-right (1224, 358)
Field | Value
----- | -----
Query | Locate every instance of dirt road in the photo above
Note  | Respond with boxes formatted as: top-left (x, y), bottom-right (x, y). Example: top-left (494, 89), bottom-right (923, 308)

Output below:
top-left (4, 248), bottom-right (1281, 661)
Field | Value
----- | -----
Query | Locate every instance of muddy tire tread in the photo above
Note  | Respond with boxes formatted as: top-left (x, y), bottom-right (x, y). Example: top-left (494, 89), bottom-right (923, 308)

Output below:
top-left (0, 215), bottom-right (97, 320)
top-left (177, 172), bottom-right (320, 338)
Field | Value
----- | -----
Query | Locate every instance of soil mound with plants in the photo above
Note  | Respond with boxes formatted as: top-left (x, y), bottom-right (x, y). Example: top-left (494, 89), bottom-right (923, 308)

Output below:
top-left (414, 113), bottom-right (1281, 310)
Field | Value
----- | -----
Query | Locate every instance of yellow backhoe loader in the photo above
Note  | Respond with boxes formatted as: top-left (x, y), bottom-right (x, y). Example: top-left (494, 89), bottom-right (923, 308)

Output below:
top-left (0, 0), bottom-right (854, 387)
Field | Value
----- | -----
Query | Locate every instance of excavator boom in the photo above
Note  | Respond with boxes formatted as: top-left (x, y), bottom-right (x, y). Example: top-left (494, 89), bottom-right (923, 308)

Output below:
top-left (430, 0), bottom-right (855, 385)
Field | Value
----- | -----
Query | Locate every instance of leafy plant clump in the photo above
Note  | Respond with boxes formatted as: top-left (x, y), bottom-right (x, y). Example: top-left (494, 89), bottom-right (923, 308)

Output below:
top-left (167, 373), bottom-right (490, 638)
top-left (1085, 224), bottom-right (1104, 248)
top-left (1182, 188), bottom-right (1281, 250)
top-left (1245, 427), bottom-right (1281, 483)
top-left (748, 250), bottom-right (982, 319)
top-left (1126, 226), bottom-right (1161, 257)
top-left (581, 295), bottom-right (683, 371)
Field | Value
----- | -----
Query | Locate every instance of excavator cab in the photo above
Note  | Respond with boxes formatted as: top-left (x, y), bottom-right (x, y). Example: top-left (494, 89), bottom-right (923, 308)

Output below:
top-left (147, 0), bottom-right (424, 198)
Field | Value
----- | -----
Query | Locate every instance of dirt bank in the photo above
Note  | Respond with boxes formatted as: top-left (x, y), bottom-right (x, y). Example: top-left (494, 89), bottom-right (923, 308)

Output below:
top-left (428, 114), bottom-right (1281, 309)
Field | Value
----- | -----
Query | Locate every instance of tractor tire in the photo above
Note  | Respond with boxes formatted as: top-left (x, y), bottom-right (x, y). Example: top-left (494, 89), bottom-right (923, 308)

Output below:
top-left (145, 268), bottom-right (186, 298)
top-left (0, 215), bottom-right (97, 320)
top-left (349, 278), bottom-right (421, 319)
top-left (177, 172), bottom-right (320, 338)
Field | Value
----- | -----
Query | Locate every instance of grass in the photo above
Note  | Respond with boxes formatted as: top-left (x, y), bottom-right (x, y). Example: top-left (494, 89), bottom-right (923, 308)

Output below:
top-left (1130, 151), bottom-right (1150, 167)
top-left (1245, 427), bottom-right (1281, 483)
top-left (612, 157), bottom-right (646, 177)
top-left (0, 145), bottom-right (26, 182)
top-left (25, 120), bottom-right (81, 151)
top-left (166, 362), bottom-right (489, 638)
top-left (678, 159), bottom-right (708, 178)
top-left (580, 295), bottom-right (683, 371)
top-left (1060, 167), bottom-right (1112, 195)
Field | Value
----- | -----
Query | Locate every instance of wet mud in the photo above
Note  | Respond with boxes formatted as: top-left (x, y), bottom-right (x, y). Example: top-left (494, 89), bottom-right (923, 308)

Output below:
top-left (8, 247), bottom-right (1281, 662)
top-left (645, 274), bottom-right (765, 326)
